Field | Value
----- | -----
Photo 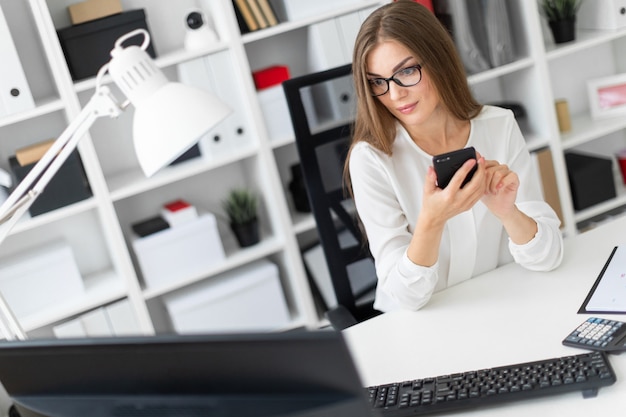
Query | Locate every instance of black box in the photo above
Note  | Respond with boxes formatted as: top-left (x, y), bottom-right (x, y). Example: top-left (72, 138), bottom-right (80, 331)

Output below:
top-left (565, 152), bottom-right (616, 211)
top-left (57, 9), bottom-right (157, 81)
top-left (9, 150), bottom-right (93, 217)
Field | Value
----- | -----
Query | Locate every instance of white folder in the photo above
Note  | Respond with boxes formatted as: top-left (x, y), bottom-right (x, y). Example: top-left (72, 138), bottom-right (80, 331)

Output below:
top-left (306, 16), bottom-right (357, 125)
top-left (446, 0), bottom-right (490, 74)
top-left (0, 4), bottom-right (35, 117)
top-left (105, 299), bottom-right (142, 336)
top-left (483, 0), bottom-right (514, 67)
top-left (177, 51), bottom-right (251, 158)
top-left (177, 57), bottom-right (226, 157)
top-left (204, 50), bottom-right (252, 153)
top-left (80, 307), bottom-right (114, 337)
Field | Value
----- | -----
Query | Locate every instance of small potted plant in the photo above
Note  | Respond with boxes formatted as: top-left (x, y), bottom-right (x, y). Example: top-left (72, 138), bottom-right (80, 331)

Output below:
top-left (540, 0), bottom-right (583, 44)
top-left (222, 188), bottom-right (260, 247)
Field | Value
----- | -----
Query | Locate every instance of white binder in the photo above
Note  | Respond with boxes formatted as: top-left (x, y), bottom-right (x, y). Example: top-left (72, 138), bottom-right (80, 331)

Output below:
top-left (578, 0), bottom-right (626, 30)
top-left (0, 4), bottom-right (35, 117)
top-left (205, 50), bottom-right (252, 153)
top-left (482, 0), bottom-right (514, 67)
top-left (446, 0), bottom-right (490, 74)
top-left (177, 51), bottom-right (251, 158)
top-left (307, 15), bottom-right (358, 125)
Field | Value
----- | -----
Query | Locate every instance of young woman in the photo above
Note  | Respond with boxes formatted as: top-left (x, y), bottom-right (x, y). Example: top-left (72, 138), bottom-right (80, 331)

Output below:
top-left (347, 0), bottom-right (563, 313)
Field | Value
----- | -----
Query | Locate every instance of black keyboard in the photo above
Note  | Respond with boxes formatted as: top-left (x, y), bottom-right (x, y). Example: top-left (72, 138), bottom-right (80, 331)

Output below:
top-left (367, 351), bottom-right (616, 416)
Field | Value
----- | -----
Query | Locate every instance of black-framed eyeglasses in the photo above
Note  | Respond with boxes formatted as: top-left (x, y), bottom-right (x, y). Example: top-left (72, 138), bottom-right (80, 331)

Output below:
top-left (368, 64), bottom-right (423, 97)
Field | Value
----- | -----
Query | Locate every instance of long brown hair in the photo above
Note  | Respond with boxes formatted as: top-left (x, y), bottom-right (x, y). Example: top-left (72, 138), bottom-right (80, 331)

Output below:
top-left (349, 0), bottom-right (482, 157)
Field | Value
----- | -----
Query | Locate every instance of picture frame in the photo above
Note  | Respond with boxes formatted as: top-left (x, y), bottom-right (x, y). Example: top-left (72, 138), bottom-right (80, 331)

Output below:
top-left (587, 73), bottom-right (626, 119)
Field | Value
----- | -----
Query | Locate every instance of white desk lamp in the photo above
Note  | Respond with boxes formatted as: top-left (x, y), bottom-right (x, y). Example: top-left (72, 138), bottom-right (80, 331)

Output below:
top-left (0, 29), bottom-right (231, 340)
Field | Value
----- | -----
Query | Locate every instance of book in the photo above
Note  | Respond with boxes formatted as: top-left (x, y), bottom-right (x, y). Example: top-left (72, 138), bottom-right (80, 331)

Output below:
top-left (233, 0), bottom-right (259, 32)
top-left (246, 0), bottom-right (268, 29)
top-left (535, 148), bottom-right (564, 225)
top-left (257, 0), bottom-right (278, 26)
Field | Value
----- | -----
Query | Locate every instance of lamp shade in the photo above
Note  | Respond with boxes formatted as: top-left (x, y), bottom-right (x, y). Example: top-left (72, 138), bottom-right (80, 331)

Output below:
top-left (107, 29), bottom-right (232, 176)
top-left (132, 82), bottom-right (231, 177)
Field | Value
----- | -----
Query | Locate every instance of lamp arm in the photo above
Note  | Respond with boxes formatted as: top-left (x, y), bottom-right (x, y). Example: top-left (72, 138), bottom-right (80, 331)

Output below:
top-left (0, 86), bottom-right (124, 340)
top-left (0, 86), bottom-right (123, 241)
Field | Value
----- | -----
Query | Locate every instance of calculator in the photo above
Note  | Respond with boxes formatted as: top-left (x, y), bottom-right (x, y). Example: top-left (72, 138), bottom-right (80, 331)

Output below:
top-left (563, 317), bottom-right (626, 353)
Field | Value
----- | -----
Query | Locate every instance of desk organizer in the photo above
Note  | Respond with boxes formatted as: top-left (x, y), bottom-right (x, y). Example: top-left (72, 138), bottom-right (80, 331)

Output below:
top-left (131, 213), bottom-right (225, 289)
top-left (0, 240), bottom-right (84, 319)
top-left (163, 259), bottom-right (290, 334)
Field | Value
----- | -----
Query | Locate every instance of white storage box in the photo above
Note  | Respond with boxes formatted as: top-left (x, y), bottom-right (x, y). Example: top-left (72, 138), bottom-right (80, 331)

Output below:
top-left (163, 259), bottom-right (290, 333)
top-left (0, 240), bottom-right (84, 319)
top-left (132, 213), bottom-right (225, 289)
top-left (257, 85), bottom-right (294, 141)
top-left (270, 0), bottom-right (358, 21)
top-left (578, 0), bottom-right (626, 30)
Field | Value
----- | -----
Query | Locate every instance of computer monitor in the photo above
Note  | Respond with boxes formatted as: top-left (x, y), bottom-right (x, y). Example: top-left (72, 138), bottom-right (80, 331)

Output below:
top-left (0, 330), bottom-right (375, 417)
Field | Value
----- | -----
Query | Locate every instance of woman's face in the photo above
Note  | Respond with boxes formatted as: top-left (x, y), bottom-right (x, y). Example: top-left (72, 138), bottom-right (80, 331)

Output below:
top-left (366, 39), bottom-right (441, 128)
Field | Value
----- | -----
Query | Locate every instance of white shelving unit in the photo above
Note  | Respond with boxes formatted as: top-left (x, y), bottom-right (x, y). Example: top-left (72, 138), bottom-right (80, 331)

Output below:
top-left (0, 0), bottom-right (625, 340)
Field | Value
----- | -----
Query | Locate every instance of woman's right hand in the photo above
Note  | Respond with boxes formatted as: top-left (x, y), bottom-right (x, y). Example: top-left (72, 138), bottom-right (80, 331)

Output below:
top-left (421, 156), bottom-right (486, 226)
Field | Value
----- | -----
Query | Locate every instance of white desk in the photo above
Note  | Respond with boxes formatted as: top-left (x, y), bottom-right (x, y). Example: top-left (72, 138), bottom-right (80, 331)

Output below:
top-left (343, 216), bottom-right (626, 416)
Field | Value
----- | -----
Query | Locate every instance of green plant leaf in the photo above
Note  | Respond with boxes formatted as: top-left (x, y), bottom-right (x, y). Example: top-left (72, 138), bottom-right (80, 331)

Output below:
top-left (222, 188), bottom-right (258, 225)
top-left (540, 0), bottom-right (583, 21)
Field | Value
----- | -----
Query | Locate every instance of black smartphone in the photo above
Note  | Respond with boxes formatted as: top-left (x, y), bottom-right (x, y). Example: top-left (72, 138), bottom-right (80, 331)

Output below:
top-left (432, 147), bottom-right (477, 189)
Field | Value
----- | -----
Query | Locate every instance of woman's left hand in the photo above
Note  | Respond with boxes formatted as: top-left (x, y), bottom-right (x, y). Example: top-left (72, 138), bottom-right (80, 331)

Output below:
top-left (480, 158), bottom-right (520, 220)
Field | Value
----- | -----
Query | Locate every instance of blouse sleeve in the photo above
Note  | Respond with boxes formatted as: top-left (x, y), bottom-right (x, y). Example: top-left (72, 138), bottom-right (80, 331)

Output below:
top-left (349, 143), bottom-right (439, 311)
top-left (503, 113), bottom-right (564, 271)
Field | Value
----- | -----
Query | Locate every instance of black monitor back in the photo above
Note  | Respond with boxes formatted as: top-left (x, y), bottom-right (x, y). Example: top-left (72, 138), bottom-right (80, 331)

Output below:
top-left (0, 331), bottom-right (375, 417)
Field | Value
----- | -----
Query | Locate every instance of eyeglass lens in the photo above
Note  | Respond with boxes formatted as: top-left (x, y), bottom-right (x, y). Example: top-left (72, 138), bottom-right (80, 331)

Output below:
top-left (369, 65), bottom-right (422, 96)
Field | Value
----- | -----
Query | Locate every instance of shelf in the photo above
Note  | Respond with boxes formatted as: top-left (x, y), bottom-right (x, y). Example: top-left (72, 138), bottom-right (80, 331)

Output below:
top-left (108, 143), bottom-right (259, 201)
top-left (293, 212), bottom-right (316, 235)
top-left (546, 27), bottom-right (626, 61)
top-left (72, 40), bottom-right (232, 94)
top-left (142, 235), bottom-right (285, 300)
top-left (241, 0), bottom-right (382, 44)
top-left (9, 198), bottom-right (97, 236)
top-left (573, 186), bottom-right (626, 224)
top-left (467, 57), bottom-right (535, 85)
top-left (21, 269), bottom-right (125, 332)
top-left (560, 112), bottom-right (626, 150)
top-left (0, 96), bottom-right (64, 127)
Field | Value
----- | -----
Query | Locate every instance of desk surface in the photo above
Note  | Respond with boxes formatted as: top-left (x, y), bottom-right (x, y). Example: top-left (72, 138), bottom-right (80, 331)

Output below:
top-left (343, 216), bottom-right (626, 416)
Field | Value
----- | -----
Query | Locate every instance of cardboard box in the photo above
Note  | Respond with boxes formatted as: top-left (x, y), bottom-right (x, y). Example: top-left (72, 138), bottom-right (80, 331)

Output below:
top-left (0, 241), bottom-right (84, 319)
top-left (57, 9), bottom-right (156, 80)
top-left (565, 152), bottom-right (616, 211)
top-left (68, 0), bottom-right (123, 25)
top-left (163, 259), bottom-right (290, 333)
top-left (132, 213), bottom-right (225, 289)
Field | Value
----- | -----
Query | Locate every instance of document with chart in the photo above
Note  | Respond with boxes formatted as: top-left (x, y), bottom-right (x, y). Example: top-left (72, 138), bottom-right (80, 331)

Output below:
top-left (580, 246), bottom-right (626, 313)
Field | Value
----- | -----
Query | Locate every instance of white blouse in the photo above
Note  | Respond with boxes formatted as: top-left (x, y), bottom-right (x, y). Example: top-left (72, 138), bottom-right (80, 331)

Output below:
top-left (349, 106), bottom-right (563, 312)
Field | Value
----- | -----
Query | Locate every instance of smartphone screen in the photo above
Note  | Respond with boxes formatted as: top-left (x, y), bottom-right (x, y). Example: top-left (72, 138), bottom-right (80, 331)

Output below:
top-left (432, 147), bottom-right (477, 189)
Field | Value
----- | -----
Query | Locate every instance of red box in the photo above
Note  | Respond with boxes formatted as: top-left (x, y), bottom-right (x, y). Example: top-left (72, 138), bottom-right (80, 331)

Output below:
top-left (394, 0), bottom-right (433, 12)
top-left (252, 65), bottom-right (290, 90)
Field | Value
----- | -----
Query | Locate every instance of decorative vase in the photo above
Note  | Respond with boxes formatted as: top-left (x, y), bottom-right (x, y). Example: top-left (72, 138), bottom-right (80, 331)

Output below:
top-left (231, 218), bottom-right (260, 247)
top-left (549, 18), bottom-right (576, 44)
